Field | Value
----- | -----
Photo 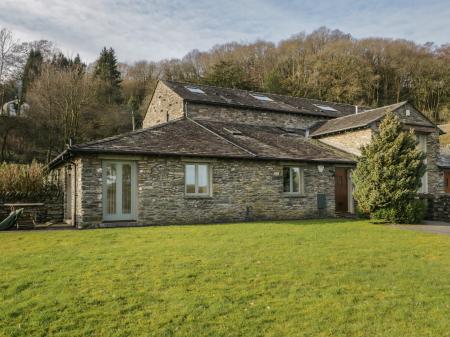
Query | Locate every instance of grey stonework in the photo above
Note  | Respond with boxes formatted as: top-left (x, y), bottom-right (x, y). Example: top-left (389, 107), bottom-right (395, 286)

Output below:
top-left (320, 129), bottom-right (372, 156)
top-left (142, 82), bottom-right (184, 128)
top-left (69, 155), bottom-right (337, 227)
top-left (187, 102), bottom-right (326, 129)
top-left (393, 103), bottom-right (433, 127)
top-left (425, 131), bottom-right (444, 196)
top-left (142, 82), bottom-right (329, 130)
top-left (422, 195), bottom-right (450, 222)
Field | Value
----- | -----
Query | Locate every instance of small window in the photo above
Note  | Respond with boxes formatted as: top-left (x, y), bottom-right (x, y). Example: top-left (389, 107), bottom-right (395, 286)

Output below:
top-left (185, 86), bottom-right (205, 94)
top-left (283, 167), bottom-right (304, 194)
top-left (313, 104), bottom-right (337, 112)
top-left (416, 134), bottom-right (427, 154)
top-left (250, 94), bottom-right (273, 102)
top-left (185, 164), bottom-right (211, 196)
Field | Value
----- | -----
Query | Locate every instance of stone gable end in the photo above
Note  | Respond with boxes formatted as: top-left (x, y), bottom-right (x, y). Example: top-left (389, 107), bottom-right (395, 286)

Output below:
top-left (143, 81), bottom-right (184, 128)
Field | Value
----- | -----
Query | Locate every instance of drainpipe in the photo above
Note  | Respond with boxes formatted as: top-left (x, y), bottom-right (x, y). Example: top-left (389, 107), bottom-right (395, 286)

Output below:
top-left (68, 159), bottom-right (77, 228)
top-left (184, 101), bottom-right (188, 118)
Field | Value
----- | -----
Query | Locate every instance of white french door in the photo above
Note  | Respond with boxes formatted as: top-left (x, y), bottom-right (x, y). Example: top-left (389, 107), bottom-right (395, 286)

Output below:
top-left (102, 161), bottom-right (137, 221)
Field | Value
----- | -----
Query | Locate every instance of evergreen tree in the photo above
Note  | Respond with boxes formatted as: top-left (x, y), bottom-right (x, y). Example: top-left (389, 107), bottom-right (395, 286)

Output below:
top-left (21, 49), bottom-right (43, 99)
top-left (51, 53), bottom-right (86, 75)
top-left (352, 112), bottom-right (427, 223)
top-left (93, 47), bottom-right (122, 104)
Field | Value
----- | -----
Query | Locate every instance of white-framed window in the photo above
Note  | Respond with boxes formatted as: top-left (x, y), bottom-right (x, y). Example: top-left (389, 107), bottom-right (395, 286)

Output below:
top-left (283, 167), bottom-right (305, 194)
top-left (185, 163), bottom-right (211, 196)
top-left (416, 134), bottom-right (428, 193)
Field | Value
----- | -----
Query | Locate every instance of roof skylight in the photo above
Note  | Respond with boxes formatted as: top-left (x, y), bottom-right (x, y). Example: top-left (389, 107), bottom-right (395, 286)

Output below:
top-left (185, 86), bottom-right (205, 94)
top-left (313, 104), bottom-right (337, 112)
top-left (250, 94), bottom-right (273, 102)
top-left (223, 127), bottom-right (243, 135)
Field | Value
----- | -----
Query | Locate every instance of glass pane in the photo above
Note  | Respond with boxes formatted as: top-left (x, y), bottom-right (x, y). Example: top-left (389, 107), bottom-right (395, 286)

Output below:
top-left (283, 167), bottom-right (290, 193)
top-left (292, 167), bottom-right (300, 193)
top-left (106, 164), bottom-right (117, 214)
top-left (122, 164), bottom-right (132, 214)
top-left (185, 164), bottom-right (196, 194)
top-left (197, 165), bottom-right (209, 194)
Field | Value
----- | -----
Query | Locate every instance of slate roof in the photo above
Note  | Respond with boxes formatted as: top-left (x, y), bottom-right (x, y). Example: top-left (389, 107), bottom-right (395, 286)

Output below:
top-left (163, 80), bottom-right (366, 118)
top-left (197, 120), bottom-right (355, 163)
top-left (49, 118), bottom-right (355, 168)
top-left (311, 101), bottom-right (411, 137)
top-left (68, 119), bottom-right (251, 159)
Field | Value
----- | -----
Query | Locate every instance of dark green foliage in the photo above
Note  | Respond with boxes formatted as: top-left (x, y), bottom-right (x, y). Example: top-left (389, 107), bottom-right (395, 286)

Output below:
top-left (21, 49), bottom-right (43, 99)
top-left (51, 52), bottom-right (86, 73)
top-left (93, 47), bottom-right (122, 104)
top-left (204, 60), bottom-right (253, 90)
top-left (372, 198), bottom-right (426, 224)
top-left (352, 113), bottom-right (426, 223)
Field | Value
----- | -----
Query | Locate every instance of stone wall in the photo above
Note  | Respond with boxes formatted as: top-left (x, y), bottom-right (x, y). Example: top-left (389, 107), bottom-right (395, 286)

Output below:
top-left (422, 194), bottom-right (450, 222)
top-left (187, 102), bottom-right (327, 129)
top-left (319, 129), bottom-right (372, 156)
top-left (394, 103), bottom-right (433, 127)
top-left (0, 192), bottom-right (64, 226)
top-left (424, 131), bottom-right (444, 195)
top-left (142, 81), bottom-right (184, 128)
top-left (77, 157), bottom-right (103, 225)
top-left (74, 155), bottom-right (338, 227)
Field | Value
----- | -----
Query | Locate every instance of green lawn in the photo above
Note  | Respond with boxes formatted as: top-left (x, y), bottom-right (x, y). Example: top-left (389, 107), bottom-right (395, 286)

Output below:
top-left (1, 219), bottom-right (449, 337)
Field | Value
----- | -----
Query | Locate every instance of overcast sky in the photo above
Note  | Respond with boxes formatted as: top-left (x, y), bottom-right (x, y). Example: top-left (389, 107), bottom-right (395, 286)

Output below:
top-left (0, 0), bottom-right (449, 63)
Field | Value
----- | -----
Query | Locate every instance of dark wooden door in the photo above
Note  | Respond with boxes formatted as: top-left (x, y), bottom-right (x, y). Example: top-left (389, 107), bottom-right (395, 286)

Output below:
top-left (335, 168), bottom-right (348, 212)
top-left (445, 171), bottom-right (450, 194)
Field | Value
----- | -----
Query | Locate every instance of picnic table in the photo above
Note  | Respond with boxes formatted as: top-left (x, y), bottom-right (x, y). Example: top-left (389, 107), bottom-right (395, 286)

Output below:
top-left (3, 203), bottom-right (45, 229)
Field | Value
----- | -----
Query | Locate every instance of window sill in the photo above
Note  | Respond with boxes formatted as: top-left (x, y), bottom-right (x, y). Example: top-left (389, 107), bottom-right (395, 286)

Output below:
top-left (283, 193), bottom-right (307, 198)
top-left (184, 195), bottom-right (213, 200)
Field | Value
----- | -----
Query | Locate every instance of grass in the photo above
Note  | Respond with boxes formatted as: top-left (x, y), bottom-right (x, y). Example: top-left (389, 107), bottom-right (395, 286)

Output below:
top-left (1, 219), bottom-right (449, 337)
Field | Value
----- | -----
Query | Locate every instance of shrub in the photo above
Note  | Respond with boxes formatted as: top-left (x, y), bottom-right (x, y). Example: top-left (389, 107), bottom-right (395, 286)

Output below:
top-left (372, 199), bottom-right (426, 224)
top-left (0, 161), bottom-right (53, 195)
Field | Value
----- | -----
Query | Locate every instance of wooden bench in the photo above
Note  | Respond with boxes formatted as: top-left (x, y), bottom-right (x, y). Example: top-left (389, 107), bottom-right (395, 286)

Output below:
top-left (3, 203), bottom-right (45, 229)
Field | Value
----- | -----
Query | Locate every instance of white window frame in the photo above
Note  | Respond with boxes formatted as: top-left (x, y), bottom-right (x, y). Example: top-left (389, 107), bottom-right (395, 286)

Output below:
top-left (416, 134), bottom-right (428, 194)
top-left (185, 163), bottom-right (211, 197)
top-left (283, 166), bottom-right (305, 195)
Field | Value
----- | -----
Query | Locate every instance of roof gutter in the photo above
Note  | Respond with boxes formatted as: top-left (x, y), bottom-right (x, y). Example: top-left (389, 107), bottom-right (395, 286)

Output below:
top-left (46, 148), bottom-right (74, 170)
top-left (63, 147), bottom-right (355, 165)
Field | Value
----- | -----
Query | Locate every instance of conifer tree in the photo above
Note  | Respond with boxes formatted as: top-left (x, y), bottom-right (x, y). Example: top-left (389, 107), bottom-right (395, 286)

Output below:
top-left (93, 47), bottom-right (122, 104)
top-left (352, 112), bottom-right (427, 223)
top-left (21, 49), bottom-right (43, 99)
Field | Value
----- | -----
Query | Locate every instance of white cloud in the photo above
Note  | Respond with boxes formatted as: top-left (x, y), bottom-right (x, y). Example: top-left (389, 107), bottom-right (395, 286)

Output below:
top-left (0, 0), bottom-right (448, 63)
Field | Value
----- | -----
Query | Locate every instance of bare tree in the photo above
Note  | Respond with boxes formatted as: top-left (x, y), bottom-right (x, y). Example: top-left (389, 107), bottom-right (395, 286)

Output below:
top-left (0, 28), bottom-right (27, 107)
top-left (26, 64), bottom-right (97, 154)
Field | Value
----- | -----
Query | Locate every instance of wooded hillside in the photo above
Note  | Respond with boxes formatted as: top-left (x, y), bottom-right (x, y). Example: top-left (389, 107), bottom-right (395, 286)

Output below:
top-left (1, 27), bottom-right (449, 163)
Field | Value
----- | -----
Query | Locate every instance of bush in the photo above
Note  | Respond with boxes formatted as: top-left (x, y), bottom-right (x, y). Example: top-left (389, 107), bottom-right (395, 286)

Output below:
top-left (372, 199), bottom-right (426, 224)
top-left (0, 161), bottom-right (52, 195)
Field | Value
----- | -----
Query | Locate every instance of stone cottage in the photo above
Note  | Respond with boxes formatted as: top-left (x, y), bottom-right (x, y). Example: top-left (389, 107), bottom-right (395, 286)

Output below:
top-left (49, 80), bottom-right (447, 227)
